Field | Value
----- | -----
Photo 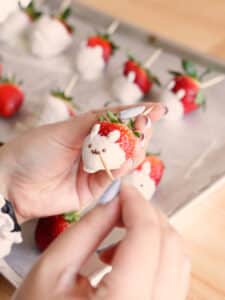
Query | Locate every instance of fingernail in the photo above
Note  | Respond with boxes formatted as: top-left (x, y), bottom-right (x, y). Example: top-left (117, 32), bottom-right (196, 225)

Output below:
top-left (99, 179), bottom-right (121, 205)
top-left (97, 242), bottom-right (118, 254)
top-left (119, 105), bottom-right (146, 120)
top-left (145, 116), bottom-right (152, 128)
top-left (140, 133), bottom-right (145, 147)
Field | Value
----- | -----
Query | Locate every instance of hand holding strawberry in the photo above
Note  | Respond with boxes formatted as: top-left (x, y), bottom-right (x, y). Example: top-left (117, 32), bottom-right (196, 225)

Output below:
top-left (0, 103), bottom-right (165, 224)
top-left (35, 211), bottom-right (80, 251)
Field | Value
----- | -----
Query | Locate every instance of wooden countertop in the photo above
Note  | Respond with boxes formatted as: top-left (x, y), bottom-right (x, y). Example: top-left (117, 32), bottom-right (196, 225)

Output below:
top-left (1, 1), bottom-right (225, 299)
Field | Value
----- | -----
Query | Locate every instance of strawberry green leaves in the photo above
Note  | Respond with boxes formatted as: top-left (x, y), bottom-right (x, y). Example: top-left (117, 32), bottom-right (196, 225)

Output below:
top-left (51, 89), bottom-right (73, 102)
top-left (182, 60), bottom-right (198, 79)
top-left (24, 1), bottom-right (42, 21)
top-left (99, 111), bottom-right (141, 138)
top-left (64, 211), bottom-right (81, 223)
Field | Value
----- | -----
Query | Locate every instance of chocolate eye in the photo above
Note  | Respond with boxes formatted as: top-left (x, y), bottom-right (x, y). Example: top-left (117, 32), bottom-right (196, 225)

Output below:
top-left (102, 148), bottom-right (106, 153)
top-left (88, 144), bottom-right (92, 148)
top-left (140, 184), bottom-right (144, 188)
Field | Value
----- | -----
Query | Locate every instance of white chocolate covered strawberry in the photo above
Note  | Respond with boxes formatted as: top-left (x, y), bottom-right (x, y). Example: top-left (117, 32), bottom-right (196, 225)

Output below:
top-left (0, 1), bottom-right (42, 41)
top-left (82, 111), bottom-right (139, 173)
top-left (124, 154), bottom-right (164, 200)
top-left (0, 0), bottom-right (31, 23)
top-left (30, 7), bottom-right (74, 58)
top-left (37, 90), bottom-right (75, 126)
top-left (113, 56), bottom-right (160, 105)
top-left (75, 34), bottom-right (117, 81)
top-left (161, 60), bottom-right (206, 121)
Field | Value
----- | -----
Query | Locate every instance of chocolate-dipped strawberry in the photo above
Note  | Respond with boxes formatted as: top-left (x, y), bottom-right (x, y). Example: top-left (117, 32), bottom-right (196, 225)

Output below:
top-left (82, 111), bottom-right (140, 174)
top-left (112, 53), bottom-right (160, 105)
top-left (30, 6), bottom-right (74, 58)
top-left (0, 1), bottom-right (42, 41)
top-left (123, 154), bottom-right (164, 200)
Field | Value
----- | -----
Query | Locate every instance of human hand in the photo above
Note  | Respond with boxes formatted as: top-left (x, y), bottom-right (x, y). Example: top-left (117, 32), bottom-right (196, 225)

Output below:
top-left (0, 103), bottom-right (165, 223)
top-left (13, 183), bottom-right (191, 300)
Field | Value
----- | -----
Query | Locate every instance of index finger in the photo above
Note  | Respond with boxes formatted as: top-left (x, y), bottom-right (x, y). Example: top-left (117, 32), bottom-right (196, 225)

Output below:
top-left (98, 183), bottom-right (162, 299)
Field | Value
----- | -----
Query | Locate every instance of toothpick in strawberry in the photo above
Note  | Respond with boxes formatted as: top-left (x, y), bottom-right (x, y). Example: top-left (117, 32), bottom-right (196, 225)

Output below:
top-left (82, 111), bottom-right (141, 175)
top-left (123, 154), bottom-right (164, 200)
top-left (112, 52), bottom-right (161, 105)
top-left (0, 75), bottom-right (24, 118)
top-left (30, 6), bottom-right (74, 58)
top-left (35, 211), bottom-right (80, 252)
top-left (75, 20), bottom-right (119, 81)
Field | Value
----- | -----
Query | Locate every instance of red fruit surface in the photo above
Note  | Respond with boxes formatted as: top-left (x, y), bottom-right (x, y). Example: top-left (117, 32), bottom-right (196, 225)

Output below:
top-left (87, 36), bottom-right (112, 62)
top-left (35, 215), bottom-right (70, 252)
top-left (124, 60), bottom-right (152, 94)
top-left (137, 155), bottom-right (164, 185)
top-left (172, 75), bottom-right (200, 114)
top-left (0, 83), bottom-right (24, 118)
top-left (98, 121), bottom-right (137, 159)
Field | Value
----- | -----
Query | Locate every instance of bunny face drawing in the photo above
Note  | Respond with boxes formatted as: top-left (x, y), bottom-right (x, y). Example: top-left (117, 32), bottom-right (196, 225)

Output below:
top-left (82, 124), bottom-right (126, 173)
top-left (112, 71), bottom-right (143, 105)
top-left (160, 80), bottom-right (186, 121)
top-left (123, 161), bottom-right (156, 201)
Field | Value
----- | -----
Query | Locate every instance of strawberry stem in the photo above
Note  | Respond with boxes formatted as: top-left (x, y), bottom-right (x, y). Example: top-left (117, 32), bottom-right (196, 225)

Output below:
top-left (64, 211), bottom-right (81, 223)
top-left (23, 1), bottom-right (42, 21)
top-left (51, 89), bottom-right (73, 102)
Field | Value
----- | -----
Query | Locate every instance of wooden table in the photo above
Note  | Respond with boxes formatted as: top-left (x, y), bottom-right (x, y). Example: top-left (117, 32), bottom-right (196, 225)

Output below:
top-left (1, 1), bottom-right (225, 299)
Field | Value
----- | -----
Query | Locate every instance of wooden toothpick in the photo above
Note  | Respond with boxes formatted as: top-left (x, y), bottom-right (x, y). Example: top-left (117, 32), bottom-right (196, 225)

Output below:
top-left (106, 20), bottom-right (120, 36)
top-left (99, 153), bottom-right (114, 181)
top-left (200, 74), bottom-right (225, 89)
top-left (58, 0), bottom-right (71, 14)
top-left (144, 48), bottom-right (162, 69)
top-left (143, 106), bottom-right (154, 116)
top-left (64, 73), bottom-right (79, 97)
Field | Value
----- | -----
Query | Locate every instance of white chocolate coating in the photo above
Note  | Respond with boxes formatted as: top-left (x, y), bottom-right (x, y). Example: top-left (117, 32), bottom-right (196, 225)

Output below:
top-left (123, 161), bottom-right (156, 200)
top-left (30, 15), bottom-right (72, 58)
top-left (0, 0), bottom-right (31, 23)
top-left (160, 88), bottom-right (184, 121)
top-left (82, 124), bottom-right (126, 173)
top-left (75, 44), bottom-right (105, 81)
top-left (37, 94), bottom-right (71, 126)
top-left (0, 10), bottom-right (30, 41)
top-left (112, 71), bottom-right (143, 105)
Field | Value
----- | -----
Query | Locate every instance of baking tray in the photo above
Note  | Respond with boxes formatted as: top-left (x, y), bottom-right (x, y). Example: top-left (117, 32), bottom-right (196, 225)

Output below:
top-left (1, 0), bottom-right (225, 287)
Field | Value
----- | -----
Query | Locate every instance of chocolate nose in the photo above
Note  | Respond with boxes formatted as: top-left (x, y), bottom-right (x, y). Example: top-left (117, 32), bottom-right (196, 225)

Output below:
top-left (91, 149), bottom-right (100, 155)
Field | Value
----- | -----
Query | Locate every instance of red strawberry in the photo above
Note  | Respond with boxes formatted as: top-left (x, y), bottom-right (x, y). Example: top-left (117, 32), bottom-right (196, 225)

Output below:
top-left (87, 35), bottom-right (117, 62)
top-left (169, 60), bottom-right (206, 114)
top-left (172, 75), bottom-right (200, 114)
top-left (35, 212), bottom-right (80, 252)
top-left (137, 155), bottom-right (164, 185)
top-left (124, 57), bottom-right (160, 95)
top-left (0, 78), bottom-right (24, 118)
top-left (57, 7), bottom-right (74, 34)
top-left (98, 111), bottom-right (140, 159)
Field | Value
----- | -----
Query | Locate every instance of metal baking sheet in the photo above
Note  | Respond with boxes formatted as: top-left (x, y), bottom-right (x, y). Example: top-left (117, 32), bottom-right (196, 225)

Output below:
top-left (1, 0), bottom-right (225, 286)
